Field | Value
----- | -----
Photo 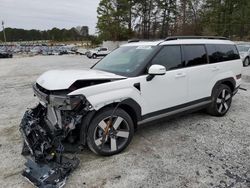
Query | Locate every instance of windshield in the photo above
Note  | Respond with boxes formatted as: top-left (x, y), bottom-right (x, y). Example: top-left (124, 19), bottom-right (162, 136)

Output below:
top-left (237, 45), bottom-right (250, 52)
top-left (92, 45), bottom-right (156, 76)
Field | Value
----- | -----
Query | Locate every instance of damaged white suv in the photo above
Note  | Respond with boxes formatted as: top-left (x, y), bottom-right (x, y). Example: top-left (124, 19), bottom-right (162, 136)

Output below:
top-left (20, 36), bottom-right (242, 159)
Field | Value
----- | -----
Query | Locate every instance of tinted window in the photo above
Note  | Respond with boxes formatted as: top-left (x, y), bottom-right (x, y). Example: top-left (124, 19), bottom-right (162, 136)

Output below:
top-left (206, 44), bottom-right (240, 63)
top-left (100, 48), bottom-right (107, 51)
top-left (183, 45), bottom-right (207, 67)
top-left (151, 45), bottom-right (182, 70)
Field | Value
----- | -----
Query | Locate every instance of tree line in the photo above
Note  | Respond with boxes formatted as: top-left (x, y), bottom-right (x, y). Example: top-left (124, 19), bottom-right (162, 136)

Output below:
top-left (97, 0), bottom-right (250, 41)
top-left (0, 26), bottom-right (89, 42)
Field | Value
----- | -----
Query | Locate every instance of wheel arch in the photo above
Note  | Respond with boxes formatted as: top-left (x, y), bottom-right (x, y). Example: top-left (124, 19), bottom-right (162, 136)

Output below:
top-left (80, 98), bottom-right (141, 145)
top-left (212, 77), bottom-right (236, 95)
top-left (96, 98), bottom-right (142, 128)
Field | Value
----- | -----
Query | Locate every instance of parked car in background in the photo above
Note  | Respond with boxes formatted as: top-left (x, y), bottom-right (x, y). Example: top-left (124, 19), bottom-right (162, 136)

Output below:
top-left (87, 47), bottom-right (110, 59)
top-left (0, 51), bottom-right (13, 58)
top-left (237, 44), bottom-right (250, 66)
top-left (30, 46), bottom-right (42, 55)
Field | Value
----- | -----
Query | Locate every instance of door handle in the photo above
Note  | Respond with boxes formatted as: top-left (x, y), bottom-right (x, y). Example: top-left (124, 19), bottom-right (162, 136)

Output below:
top-left (175, 73), bottom-right (186, 78)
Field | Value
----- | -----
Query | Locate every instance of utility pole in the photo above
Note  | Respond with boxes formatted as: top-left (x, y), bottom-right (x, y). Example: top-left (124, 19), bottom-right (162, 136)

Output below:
top-left (2, 21), bottom-right (7, 43)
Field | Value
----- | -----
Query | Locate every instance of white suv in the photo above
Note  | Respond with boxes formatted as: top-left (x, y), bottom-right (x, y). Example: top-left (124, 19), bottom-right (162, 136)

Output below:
top-left (87, 47), bottom-right (110, 59)
top-left (20, 36), bottom-right (242, 157)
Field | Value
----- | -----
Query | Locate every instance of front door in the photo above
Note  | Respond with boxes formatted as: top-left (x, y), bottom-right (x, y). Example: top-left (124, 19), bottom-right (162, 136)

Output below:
top-left (140, 45), bottom-right (188, 117)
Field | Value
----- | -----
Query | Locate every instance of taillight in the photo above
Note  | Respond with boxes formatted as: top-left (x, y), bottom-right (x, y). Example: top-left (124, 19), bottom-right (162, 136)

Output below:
top-left (236, 74), bottom-right (242, 79)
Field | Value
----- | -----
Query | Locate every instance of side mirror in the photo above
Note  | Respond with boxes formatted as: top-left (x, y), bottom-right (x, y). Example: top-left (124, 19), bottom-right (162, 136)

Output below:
top-left (147, 65), bottom-right (166, 81)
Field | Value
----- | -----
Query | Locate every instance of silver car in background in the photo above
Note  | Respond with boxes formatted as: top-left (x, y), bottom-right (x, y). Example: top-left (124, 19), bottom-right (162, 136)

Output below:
top-left (237, 44), bottom-right (250, 66)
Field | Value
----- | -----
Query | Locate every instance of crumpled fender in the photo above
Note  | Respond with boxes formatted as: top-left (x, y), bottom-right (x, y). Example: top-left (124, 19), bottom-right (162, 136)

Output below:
top-left (68, 78), bottom-right (142, 111)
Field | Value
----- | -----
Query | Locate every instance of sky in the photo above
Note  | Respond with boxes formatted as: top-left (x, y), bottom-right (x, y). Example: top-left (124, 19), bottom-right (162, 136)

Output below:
top-left (0, 0), bottom-right (100, 34)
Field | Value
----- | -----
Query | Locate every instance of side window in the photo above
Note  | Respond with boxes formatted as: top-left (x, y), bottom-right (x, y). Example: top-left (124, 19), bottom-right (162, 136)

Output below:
top-left (151, 45), bottom-right (182, 70)
top-left (217, 44), bottom-right (240, 61)
top-left (183, 45), bottom-right (208, 67)
top-left (207, 44), bottom-right (240, 63)
top-left (206, 44), bottom-right (221, 63)
top-left (100, 48), bottom-right (107, 51)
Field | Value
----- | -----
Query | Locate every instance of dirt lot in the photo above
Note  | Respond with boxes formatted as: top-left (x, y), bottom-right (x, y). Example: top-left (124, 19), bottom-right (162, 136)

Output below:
top-left (0, 55), bottom-right (249, 188)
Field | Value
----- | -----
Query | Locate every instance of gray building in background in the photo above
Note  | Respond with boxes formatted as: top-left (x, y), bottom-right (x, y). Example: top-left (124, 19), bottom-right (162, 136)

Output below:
top-left (75, 26), bottom-right (89, 37)
top-left (80, 26), bottom-right (89, 37)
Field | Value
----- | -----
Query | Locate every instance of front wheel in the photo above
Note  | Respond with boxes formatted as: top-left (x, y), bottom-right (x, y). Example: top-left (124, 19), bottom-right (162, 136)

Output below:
top-left (92, 54), bottom-right (97, 59)
top-left (87, 108), bottom-right (134, 156)
top-left (243, 57), bottom-right (250, 67)
top-left (207, 84), bottom-right (232, 116)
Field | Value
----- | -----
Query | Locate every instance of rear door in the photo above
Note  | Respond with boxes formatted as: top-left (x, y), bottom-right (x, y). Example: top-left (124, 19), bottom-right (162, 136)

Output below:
top-left (206, 44), bottom-right (242, 88)
top-left (182, 45), bottom-right (213, 102)
top-left (140, 45), bottom-right (188, 116)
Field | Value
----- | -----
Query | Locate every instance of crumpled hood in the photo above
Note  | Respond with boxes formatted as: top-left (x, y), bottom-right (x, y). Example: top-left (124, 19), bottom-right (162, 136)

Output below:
top-left (36, 69), bottom-right (126, 90)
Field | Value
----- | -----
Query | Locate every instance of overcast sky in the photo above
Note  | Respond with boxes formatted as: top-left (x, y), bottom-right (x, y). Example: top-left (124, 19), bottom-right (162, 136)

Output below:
top-left (0, 0), bottom-right (100, 34)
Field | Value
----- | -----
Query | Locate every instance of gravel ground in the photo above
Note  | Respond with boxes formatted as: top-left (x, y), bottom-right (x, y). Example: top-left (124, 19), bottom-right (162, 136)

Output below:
top-left (0, 55), bottom-right (249, 188)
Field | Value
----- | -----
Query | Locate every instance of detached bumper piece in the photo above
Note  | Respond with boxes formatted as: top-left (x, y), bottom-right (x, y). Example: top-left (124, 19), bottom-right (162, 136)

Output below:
top-left (22, 156), bottom-right (79, 188)
top-left (20, 105), bottom-right (79, 188)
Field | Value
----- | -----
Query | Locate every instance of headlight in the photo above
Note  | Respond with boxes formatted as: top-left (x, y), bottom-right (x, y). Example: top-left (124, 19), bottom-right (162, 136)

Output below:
top-left (49, 95), bottom-right (86, 110)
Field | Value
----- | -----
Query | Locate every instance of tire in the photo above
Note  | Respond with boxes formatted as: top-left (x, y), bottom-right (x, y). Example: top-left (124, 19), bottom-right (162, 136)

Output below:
top-left (87, 108), bottom-right (134, 156)
top-left (92, 54), bottom-right (97, 59)
top-left (207, 84), bottom-right (232, 117)
top-left (243, 57), bottom-right (250, 67)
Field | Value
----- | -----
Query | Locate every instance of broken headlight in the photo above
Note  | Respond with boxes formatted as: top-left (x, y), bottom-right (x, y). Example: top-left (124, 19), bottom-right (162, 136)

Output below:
top-left (49, 94), bottom-right (86, 110)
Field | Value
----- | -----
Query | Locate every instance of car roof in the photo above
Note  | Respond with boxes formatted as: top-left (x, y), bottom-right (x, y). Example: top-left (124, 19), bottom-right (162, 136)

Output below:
top-left (121, 39), bottom-right (235, 47)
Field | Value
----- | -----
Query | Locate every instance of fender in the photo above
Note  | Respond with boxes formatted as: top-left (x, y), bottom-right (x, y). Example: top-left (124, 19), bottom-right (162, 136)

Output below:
top-left (69, 77), bottom-right (143, 112)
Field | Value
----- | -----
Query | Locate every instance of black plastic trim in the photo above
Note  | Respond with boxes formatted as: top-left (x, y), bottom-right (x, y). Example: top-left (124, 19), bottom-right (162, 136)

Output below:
top-left (133, 83), bottom-right (141, 91)
top-left (212, 77), bottom-right (236, 95)
top-left (120, 98), bottom-right (142, 121)
top-left (80, 111), bottom-right (96, 145)
top-left (141, 97), bottom-right (211, 121)
top-left (165, 36), bottom-right (229, 41)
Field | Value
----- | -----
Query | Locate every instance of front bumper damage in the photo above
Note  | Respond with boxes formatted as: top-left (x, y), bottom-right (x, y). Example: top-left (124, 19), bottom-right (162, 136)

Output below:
top-left (20, 104), bottom-right (80, 188)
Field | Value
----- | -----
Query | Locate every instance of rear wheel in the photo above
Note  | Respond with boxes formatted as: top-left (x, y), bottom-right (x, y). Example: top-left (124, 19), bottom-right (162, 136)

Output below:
top-left (207, 84), bottom-right (232, 116)
top-left (243, 57), bottom-right (250, 67)
top-left (87, 108), bottom-right (134, 156)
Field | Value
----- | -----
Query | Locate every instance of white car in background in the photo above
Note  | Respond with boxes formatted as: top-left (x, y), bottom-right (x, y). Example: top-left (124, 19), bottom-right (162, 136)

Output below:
top-left (237, 44), bottom-right (250, 66)
top-left (87, 47), bottom-right (110, 59)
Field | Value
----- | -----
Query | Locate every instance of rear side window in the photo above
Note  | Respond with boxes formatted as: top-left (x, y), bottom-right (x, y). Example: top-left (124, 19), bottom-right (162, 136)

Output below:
top-left (182, 45), bottom-right (207, 67)
top-left (100, 48), bottom-right (107, 51)
top-left (206, 44), bottom-right (240, 63)
top-left (151, 45), bottom-right (182, 70)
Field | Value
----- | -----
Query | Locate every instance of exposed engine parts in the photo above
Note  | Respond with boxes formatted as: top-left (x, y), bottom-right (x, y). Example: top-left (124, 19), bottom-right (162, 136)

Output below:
top-left (20, 104), bottom-right (82, 187)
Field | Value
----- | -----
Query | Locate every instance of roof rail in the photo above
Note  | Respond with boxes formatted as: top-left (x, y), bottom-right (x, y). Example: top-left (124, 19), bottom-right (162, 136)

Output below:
top-left (128, 39), bottom-right (140, 43)
top-left (164, 36), bottom-right (229, 41)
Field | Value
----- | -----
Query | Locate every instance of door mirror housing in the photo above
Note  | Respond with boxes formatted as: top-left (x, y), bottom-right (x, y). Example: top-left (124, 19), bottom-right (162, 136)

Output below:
top-left (147, 65), bottom-right (166, 81)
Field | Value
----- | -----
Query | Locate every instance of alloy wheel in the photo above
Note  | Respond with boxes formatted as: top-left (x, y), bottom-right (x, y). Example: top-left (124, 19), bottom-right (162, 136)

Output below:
top-left (216, 89), bottom-right (231, 114)
top-left (93, 116), bottom-right (130, 152)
